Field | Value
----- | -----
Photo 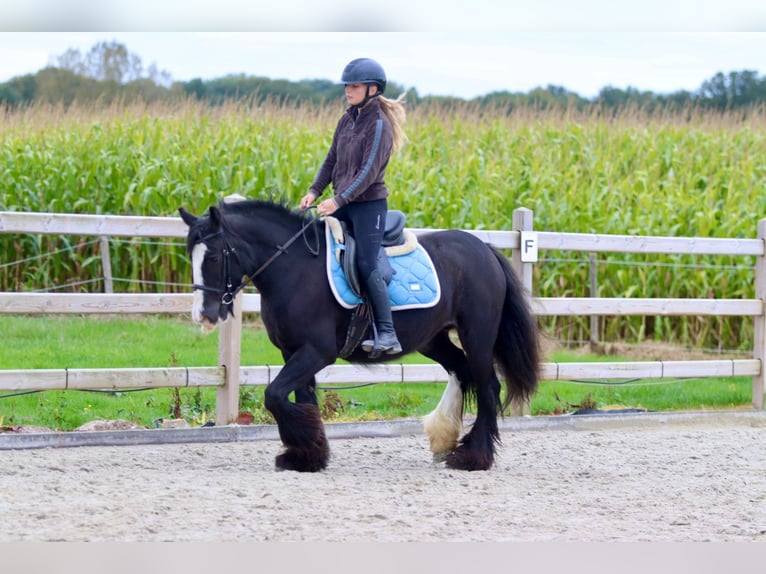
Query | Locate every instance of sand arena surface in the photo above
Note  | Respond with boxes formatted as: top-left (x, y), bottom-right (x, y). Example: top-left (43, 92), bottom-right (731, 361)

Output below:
top-left (2, 413), bottom-right (765, 542)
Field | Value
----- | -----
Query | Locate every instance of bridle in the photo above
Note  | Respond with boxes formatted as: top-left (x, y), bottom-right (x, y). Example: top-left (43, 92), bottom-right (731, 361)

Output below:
top-left (193, 210), bottom-right (320, 306)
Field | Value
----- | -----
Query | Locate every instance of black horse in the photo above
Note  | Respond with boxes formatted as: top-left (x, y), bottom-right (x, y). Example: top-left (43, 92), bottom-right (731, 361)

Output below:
top-left (179, 198), bottom-right (539, 472)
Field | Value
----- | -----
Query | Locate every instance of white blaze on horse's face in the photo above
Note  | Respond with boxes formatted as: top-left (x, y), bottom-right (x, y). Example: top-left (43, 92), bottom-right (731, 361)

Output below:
top-left (191, 242), bottom-right (216, 333)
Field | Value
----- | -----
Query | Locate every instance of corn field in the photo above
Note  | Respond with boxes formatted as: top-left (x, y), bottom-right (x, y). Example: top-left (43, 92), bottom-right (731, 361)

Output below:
top-left (2, 98), bottom-right (765, 349)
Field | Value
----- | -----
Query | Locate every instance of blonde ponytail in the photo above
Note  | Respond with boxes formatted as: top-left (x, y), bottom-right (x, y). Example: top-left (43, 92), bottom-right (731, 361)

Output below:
top-left (378, 92), bottom-right (408, 154)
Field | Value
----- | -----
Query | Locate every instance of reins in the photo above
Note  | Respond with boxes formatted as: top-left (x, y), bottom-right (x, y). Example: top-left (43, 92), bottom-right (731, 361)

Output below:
top-left (193, 208), bottom-right (320, 306)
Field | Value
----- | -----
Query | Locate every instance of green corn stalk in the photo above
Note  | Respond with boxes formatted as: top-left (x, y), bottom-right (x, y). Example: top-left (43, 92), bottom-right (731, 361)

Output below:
top-left (1, 99), bottom-right (765, 348)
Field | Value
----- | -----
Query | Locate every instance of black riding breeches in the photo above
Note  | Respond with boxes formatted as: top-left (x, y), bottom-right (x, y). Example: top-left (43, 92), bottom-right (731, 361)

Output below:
top-left (334, 198), bottom-right (387, 282)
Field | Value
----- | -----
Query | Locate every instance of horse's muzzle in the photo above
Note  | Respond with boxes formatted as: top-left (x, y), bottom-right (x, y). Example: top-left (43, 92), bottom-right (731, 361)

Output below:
top-left (192, 299), bottom-right (232, 333)
top-left (197, 316), bottom-right (218, 333)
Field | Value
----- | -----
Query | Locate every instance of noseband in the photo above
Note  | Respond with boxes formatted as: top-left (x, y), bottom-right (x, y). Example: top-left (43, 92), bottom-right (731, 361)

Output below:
top-left (193, 212), bottom-right (319, 306)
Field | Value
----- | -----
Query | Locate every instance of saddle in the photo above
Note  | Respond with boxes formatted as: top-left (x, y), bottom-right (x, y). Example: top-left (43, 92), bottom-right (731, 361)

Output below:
top-left (325, 210), bottom-right (415, 298)
top-left (324, 211), bottom-right (440, 358)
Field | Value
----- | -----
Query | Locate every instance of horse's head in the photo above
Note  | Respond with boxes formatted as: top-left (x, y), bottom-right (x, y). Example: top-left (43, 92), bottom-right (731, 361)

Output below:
top-left (179, 204), bottom-right (245, 332)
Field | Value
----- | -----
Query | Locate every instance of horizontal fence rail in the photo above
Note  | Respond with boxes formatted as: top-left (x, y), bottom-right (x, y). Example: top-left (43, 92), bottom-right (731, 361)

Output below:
top-left (533, 298), bottom-right (764, 317)
top-left (536, 231), bottom-right (764, 256)
top-left (1, 360), bottom-right (761, 393)
top-left (0, 367), bottom-right (225, 391)
top-left (2, 208), bottom-right (765, 423)
top-left (0, 293), bottom-right (262, 314)
top-left (5, 293), bottom-right (762, 318)
top-left (0, 211), bottom-right (187, 238)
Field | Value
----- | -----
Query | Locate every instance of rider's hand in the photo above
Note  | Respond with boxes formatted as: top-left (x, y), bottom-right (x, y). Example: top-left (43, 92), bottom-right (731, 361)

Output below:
top-left (317, 198), bottom-right (339, 217)
top-left (299, 193), bottom-right (317, 211)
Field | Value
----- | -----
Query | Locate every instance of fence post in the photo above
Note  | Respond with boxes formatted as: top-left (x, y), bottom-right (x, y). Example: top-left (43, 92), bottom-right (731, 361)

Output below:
top-left (753, 219), bottom-right (766, 410)
top-left (216, 293), bottom-right (243, 425)
top-left (511, 207), bottom-right (534, 294)
top-left (589, 252), bottom-right (599, 349)
top-left (511, 207), bottom-right (534, 416)
top-left (99, 236), bottom-right (113, 294)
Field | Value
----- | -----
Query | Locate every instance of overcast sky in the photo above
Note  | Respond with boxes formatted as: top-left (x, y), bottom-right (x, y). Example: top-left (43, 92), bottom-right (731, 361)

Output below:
top-left (1, 3), bottom-right (765, 100)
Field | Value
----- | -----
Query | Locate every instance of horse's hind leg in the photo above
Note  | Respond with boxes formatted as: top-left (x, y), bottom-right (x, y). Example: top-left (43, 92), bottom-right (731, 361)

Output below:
top-left (447, 328), bottom-right (502, 471)
top-left (437, 307), bottom-right (508, 470)
top-left (424, 373), bottom-right (463, 461)
top-left (420, 331), bottom-right (471, 461)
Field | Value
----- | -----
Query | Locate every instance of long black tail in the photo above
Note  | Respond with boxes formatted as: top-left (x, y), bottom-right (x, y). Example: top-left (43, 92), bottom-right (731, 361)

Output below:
top-left (489, 246), bottom-right (540, 411)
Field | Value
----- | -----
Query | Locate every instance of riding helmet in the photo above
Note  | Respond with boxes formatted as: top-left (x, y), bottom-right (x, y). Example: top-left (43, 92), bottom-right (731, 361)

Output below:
top-left (341, 58), bottom-right (387, 94)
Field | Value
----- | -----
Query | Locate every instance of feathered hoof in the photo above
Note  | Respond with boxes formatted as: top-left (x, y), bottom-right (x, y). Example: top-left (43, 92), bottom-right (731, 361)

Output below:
top-left (275, 445), bottom-right (329, 472)
top-left (445, 446), bottom-right (494, 471)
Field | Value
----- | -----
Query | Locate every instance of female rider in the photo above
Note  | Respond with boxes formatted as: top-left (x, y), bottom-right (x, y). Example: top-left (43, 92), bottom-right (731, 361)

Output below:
top-left (300, 57), bottom-right (407, 354)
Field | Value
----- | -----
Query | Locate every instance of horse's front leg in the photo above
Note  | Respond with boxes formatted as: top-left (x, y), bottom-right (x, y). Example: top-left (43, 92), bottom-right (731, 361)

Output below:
top-left (282, 347), bottom-right (319, 407)
top-left (264, 346), bottom-right (331, 472)
top-left (293, 376), bottom-right (318, 406)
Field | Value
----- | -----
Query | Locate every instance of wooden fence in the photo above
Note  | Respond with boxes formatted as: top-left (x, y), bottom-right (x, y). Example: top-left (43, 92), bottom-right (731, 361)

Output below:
top-left (1, 208), bottom-right (764, 425)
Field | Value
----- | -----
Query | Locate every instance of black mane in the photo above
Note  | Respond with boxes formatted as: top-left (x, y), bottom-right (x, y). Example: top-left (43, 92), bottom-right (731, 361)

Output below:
top-left (218, 198), bottom-right (314, 229)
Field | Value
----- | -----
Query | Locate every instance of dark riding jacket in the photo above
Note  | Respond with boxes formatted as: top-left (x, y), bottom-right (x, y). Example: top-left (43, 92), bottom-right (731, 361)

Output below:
top-left (309, 98), bottom-right (393, 207)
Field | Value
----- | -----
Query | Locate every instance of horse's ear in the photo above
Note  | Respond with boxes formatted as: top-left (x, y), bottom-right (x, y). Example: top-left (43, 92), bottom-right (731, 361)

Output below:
top-left (178, 207), bottom-right (197, 227)
top-left (209, 205), bottom-right (223, 228)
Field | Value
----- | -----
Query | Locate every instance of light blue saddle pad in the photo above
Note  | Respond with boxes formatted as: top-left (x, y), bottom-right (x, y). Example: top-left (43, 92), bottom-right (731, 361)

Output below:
top-left (325, 223), bottom-right (441, 311)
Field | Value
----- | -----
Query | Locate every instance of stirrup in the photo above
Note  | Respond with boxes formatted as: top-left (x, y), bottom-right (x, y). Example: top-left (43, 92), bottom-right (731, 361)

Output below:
top-left (361, 325), bottom-right (378, 353)
top-left (361, 324), bottom-right (402, 356)
top-left (361, 338), bottom-right (375, 353)
top-left (361, 340), bottom-right (402, 357)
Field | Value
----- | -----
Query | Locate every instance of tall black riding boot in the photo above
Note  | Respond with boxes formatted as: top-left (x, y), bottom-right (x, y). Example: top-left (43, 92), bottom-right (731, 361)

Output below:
top-left (361, 270), bottom-right (402, 354)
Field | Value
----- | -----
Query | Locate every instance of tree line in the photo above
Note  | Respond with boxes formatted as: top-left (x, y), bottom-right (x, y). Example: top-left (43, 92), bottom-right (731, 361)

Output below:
top-left (1, 40), bottom-right (765, 112)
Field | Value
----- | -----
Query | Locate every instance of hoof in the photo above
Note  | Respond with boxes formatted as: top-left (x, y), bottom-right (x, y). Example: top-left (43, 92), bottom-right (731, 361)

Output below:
top-left (275, 445), bottom-right (329, 473)
top-left (445, 445), bottom-right (493, 471)
top-left (432, 452), bottom-right (449, 464)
